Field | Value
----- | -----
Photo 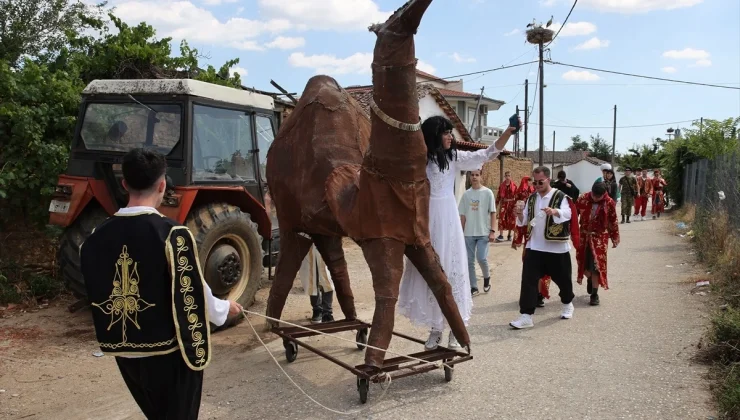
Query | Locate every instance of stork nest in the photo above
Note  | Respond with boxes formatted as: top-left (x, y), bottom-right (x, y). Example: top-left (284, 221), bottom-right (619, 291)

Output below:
top-left (526, 27), bottom-right (554, 44)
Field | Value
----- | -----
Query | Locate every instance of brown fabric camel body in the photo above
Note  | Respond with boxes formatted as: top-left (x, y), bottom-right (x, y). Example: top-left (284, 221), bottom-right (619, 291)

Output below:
top-left (265, 0), bottom-right (470, 368)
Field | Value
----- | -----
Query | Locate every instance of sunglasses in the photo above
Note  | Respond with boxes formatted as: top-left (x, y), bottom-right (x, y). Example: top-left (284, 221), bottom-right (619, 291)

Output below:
top-left (532, 179), bottom-right (549, 186)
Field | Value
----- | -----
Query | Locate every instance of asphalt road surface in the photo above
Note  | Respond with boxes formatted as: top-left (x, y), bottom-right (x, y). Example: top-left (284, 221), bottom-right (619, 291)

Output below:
top-left (197, 214), bottom-right (714, 420)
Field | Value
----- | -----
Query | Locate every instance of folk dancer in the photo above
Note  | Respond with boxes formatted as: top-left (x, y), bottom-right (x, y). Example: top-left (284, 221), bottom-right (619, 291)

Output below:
top-left (618, 167), bottom-right (638, 224)
top-left (651, 170), bottom-right (668, 218)
top-left (300, 245), bottom-right (335, 324)
top-left (460, 169), bottom-right (497, 296)
top-left (575, 182), bottom-right (620, 306)
top-left (79, 148), bottom-right (242, 420)
top-left (597, 163), bottom-right (620, 202)
top-left (495, 171), bottom-right (518, 242)
top-left (511, 176), bottom-right (549, 306)
top-left (510, 166), bottom-right (579, 329)
top-left (634, 168), bottom-right (652, 221)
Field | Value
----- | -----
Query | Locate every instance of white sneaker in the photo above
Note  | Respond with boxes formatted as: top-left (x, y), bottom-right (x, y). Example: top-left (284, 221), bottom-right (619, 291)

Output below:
top-left (561, 302), bottom-right (575, 319)
top-left (509, 314), bottom-right (534, 329)
top-left (448, 333), bottom-right (461, 349)
top-left (425, 330), bottom-right (443, 350)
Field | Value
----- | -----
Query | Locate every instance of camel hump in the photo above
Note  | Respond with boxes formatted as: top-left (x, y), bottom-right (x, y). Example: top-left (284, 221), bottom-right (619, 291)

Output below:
top-left (325, 164), bottom-right (362, 238)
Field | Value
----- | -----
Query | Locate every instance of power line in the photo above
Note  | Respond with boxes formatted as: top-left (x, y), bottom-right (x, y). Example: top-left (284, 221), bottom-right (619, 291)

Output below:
top-left (417, 60), bottom-right (539, 84)
top-left (550, 61), bottom-right (740, 90)
top-left (545, 0), bottom-right (578, 47)
top-left (546, 82), bottom-right (740, 86)
top-left (528, 118), bottom-right (697, 129)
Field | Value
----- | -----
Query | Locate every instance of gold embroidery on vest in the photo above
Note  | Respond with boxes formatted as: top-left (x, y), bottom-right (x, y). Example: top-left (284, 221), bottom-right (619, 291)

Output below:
top-left (92, 245), bottom-right (155, 345)
top-left (548, 223), bottom-right (564, 236)
top-left (175, 235), bottom-right (207, 367)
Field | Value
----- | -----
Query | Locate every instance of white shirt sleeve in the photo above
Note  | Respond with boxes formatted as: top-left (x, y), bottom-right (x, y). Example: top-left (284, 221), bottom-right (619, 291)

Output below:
top-left (552, 195), bottom-right (572, 224)
top-left (455, 143), bottom-right (502, 172)
top-left (203, 280), bottom-right (230, 327)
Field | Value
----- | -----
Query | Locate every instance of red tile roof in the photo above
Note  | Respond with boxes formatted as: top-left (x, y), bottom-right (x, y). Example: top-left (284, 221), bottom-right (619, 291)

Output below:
top-left (436, 88), bottom-right (478, 98)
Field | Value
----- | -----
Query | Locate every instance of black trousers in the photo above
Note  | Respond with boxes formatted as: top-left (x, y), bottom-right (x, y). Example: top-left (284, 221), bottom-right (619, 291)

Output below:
top-left (115, 351), bottom-right (204, 420)
top-left (520, 249), bottom-right (574, 315)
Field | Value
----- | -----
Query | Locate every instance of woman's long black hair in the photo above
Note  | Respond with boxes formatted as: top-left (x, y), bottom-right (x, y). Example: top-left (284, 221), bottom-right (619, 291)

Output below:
top-left (422, 115), bottom-right (457, 172)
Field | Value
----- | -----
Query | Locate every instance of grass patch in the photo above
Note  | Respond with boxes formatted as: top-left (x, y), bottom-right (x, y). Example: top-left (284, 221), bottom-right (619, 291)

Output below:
top-left (691, 205), bottom-right (740, 418)
top-left (0, 263), bottom-right (65, 306)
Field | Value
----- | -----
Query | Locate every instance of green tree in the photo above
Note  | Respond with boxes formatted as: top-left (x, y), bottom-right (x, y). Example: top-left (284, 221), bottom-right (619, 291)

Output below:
top-left (0, 0), bottom-right (104, 66)
top-left (566, 134), bottom-right (589, 151)
top-left (589, 133), bottom-right (613, 162)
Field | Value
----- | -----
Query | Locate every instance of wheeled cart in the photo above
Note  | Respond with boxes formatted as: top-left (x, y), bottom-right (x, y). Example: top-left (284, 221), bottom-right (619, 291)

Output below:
top-left (271, 319), bottom-right (473, 403)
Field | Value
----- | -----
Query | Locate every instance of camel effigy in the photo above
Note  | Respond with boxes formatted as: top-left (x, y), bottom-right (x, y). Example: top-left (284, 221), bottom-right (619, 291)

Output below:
top-left (265, 0), bottom-right (470, 369)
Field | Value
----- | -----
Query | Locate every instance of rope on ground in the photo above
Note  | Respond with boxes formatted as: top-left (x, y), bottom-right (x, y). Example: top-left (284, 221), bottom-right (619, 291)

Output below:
top-left (242, 312), bottom-right (392, 416)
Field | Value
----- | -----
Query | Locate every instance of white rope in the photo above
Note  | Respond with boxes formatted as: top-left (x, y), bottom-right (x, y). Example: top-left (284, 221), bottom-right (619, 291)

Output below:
top-left (242, 312), bottom-right (392, 415)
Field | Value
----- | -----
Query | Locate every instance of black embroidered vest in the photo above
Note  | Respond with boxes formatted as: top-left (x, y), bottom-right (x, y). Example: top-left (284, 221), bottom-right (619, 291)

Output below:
top-left (525, 189), bottom-right (571, 242)
top-left (80, 211), bottom-right (212, 371)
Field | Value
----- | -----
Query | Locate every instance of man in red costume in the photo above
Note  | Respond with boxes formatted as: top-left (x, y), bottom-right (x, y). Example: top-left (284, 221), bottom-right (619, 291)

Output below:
top-left (495, 171), bottom-right (518, 242)
top-left (575, 182), bottom-right (620, 306)
top-left (634, 168), bottom-right (652, 221)
top-left (651, 169), bottom-right (667, 219)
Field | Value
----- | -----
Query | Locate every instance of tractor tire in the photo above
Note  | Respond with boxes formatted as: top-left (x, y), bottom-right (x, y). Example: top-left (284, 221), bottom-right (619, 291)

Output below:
top-left (57, 205), bottom-right (110, 298)
top-left (185, 204), bottom-right (263, 308)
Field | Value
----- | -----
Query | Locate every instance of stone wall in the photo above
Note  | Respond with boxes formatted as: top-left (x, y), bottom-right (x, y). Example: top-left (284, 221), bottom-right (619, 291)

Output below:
top-left (477, 155), bottom-right (534, 197)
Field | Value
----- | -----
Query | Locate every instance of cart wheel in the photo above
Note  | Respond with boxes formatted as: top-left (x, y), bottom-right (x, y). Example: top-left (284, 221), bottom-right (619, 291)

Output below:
top-left (356, 328), bottom-right (369, 351)
top-left (444, 360), bottom-right (453, 382)
top-left (283, 340), bottom-right (298, 363)
top-left (357, 377), bottom-right (369, 404)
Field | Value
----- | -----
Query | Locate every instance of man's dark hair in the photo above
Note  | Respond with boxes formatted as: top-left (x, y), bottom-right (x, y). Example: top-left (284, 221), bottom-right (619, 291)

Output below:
top-left (592, 181), bottom-right (607, 197)
top-left (533, 166), bottom-right (551, 178)
top-left (557, 170), bottom-right (566, 179)
top-left (122, 148), bottom-right (167, 192)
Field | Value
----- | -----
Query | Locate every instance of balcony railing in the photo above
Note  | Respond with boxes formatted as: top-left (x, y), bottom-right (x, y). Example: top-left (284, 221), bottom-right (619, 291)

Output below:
top-left (473, 126), bottom-right (504, 144)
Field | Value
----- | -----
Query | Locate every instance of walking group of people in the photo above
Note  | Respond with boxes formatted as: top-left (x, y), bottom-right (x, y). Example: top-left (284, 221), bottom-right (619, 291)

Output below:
top-left (76, 110), bottom-right (669, 418)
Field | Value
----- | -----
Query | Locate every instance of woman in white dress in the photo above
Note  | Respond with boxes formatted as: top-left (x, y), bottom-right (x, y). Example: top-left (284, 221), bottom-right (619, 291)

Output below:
top-left (398, 115), bottom-right (518, 350)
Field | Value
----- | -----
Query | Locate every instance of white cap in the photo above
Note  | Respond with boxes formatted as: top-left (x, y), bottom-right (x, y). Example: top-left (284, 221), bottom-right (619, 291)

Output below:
top-left (600, 163), bottom-right (612, 171)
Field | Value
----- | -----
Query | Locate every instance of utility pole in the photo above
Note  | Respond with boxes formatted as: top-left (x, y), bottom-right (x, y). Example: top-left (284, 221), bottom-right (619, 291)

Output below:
top-left (538, 42), bottom-right (545, 166)
top-left (611, 105), bottom-right (617, 164)
top-left (515, 105), bottom-right (520, 157)
top-left (552, 131), bottom-right (556, 173)
top-left (524, 79), bottom-right (529, 158)
top-left (468, 86), bottom-right (485, 139)
top-left (700, 117), bottom-right (704, 137)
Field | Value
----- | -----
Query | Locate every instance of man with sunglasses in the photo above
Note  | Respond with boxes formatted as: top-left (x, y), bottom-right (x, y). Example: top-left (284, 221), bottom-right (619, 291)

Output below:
top-left (510, 166), bottom-right (577, 329)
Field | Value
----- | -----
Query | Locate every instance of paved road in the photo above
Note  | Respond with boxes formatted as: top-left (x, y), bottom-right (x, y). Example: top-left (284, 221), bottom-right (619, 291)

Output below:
top-left (195, 215), bottom-right (714, 420)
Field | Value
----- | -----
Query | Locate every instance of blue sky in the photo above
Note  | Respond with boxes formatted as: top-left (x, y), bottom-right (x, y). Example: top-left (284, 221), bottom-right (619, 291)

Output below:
top-left (109, 0), bottom-right (740, 154)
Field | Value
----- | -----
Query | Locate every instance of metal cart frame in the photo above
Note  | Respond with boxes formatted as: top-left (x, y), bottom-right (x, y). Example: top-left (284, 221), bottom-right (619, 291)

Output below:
top-left (271, 319), bottom-right (473, 403)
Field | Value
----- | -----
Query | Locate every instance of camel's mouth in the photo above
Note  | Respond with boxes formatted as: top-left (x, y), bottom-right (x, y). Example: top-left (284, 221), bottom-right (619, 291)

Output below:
top-left (368, 0), bottom-right (432, 35)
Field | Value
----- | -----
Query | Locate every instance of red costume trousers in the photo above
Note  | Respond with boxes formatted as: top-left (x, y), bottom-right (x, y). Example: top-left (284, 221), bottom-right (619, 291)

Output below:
top-left (634, 195), bottom-right (648, 217)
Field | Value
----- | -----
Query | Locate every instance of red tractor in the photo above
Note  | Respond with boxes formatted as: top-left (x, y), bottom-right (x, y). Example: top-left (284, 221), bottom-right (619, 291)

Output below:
top-left (48, 79), bottom-right (282, 310)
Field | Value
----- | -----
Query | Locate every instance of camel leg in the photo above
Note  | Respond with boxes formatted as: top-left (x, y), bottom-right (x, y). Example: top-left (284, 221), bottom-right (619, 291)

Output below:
top-left (265, 231), bottom-right (313, 327)
top-left (312, 235), bottom-right (357, 320)
top-left (358, 238), bottom-right (405, 368)
top-left (404, 243), bottom-right (471, 350)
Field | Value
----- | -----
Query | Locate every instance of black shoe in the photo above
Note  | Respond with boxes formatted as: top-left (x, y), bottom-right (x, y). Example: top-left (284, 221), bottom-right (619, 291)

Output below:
top-left (589, 294), bottom-right (600, 306)
top-left (483, 277), bottom-right (491, 293)
top-left (495, 235), bottom-right (505, 243)
top-left (537, 295), bottom-right (545, 307)
top-left (311, 310), bottom-right (323, 324)
top-left (471, 288), bottom-right (480, 297)
top-left (657, 213), bottom-right (661, 218)
top-left (620, 215), bottom-right (625, 224)
top-left (626, 217), bottom-right (631, 223)
top-left (507, 234), bottom-right (512, 241)
top-left (322, 313), bottom-right (335, 323)
top-left (586, 281), bottom-right (593, 295)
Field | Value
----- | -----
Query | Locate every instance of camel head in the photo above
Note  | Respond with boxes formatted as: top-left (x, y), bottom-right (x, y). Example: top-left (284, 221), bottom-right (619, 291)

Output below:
top-left (368, 0), bottom-right (433, 66)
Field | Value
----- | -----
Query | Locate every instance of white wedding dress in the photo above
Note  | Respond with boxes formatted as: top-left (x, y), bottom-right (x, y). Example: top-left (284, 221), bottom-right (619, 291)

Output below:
top-left (398, 143), bottom-right (502, 331)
